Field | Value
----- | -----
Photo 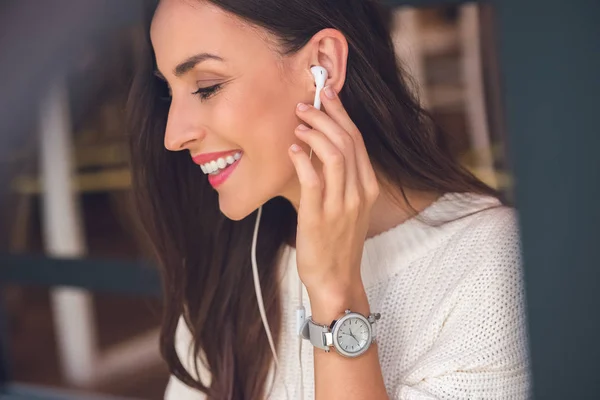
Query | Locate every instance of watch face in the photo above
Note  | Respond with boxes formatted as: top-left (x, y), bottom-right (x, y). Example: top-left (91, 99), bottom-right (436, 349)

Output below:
top-left (333, 315), bottom-right (371, 357)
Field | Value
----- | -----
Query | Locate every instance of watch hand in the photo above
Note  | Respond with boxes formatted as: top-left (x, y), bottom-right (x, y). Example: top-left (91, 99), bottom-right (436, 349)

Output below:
top-left (344, 329), bottom-right (357, 344)
top-left (348, 331), bottom-right (359, 345)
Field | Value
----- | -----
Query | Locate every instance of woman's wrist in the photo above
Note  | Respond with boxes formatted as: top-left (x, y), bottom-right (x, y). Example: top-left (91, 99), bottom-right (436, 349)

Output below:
top-left (307, 280), bottom-right (371, 324)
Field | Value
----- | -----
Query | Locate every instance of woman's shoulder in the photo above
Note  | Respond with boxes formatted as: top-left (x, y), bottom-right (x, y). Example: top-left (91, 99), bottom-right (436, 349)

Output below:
top-left (418, 192), bottom-right (522, 278)
top-left (464, 201), bottom-right (519, 241)
top-left (415, 196), bottom-right (527, 329)
top-left (433, 196), bottom-right (523, 286)
top-left (393, 197), bottom-right (531, 398)
top-left (410, 191), bottom-right (520, 263)
top-left (456, 199), bottom-right (520, 252)
top-left (360, 192), bottom-right (519, 288)
top-left (435, 192), bottom-right (520, 249)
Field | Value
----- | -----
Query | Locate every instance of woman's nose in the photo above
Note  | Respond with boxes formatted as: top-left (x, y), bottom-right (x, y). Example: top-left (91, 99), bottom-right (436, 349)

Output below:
top-left (163, 104), bottom-right (206, 151)
top-left (164, 127), bottom-right (203, 151)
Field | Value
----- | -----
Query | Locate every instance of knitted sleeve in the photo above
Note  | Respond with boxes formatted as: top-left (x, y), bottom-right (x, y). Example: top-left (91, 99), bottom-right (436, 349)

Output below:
top-left (164, 315), bottom-right (210, 400)
top-left (393, 209), bottom-right (532, 399)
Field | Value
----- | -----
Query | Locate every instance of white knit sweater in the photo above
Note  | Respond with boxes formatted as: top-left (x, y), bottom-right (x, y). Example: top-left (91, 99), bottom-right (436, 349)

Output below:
top-left (165, 192), bottom-right (532, 399)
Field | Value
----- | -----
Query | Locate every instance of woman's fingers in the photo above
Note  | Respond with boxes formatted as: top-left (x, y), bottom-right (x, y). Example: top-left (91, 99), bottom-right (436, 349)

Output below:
top-left (293, 123), bottom-right (345, 213)
top-left (288, 143), bottom-right (322, 218)
top-left (319, 88), bottom-right (379, 204)
top-left (296, 103), bottom-right (359, 212)
top-left (298, 100), bottom-right (363, 210)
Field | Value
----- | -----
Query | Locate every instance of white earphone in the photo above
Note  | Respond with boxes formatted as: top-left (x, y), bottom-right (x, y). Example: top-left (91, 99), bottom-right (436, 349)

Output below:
top-left (252, 66), bottom-right (328, 400)
top-left (310, 65), bottom-right (328, 110)
top-left (308, 66), bottom-right (328, 160)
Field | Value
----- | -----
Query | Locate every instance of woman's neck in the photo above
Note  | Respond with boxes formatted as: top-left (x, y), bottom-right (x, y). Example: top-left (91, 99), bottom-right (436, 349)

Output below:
top-left (366, 186), bottom-right (441, 239)
top-left (285, 186), bottom-right (441, 248)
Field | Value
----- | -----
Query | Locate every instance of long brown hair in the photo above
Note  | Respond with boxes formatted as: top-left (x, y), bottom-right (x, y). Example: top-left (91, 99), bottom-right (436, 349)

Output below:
top-left (127, 0), bottom-right (497, 398)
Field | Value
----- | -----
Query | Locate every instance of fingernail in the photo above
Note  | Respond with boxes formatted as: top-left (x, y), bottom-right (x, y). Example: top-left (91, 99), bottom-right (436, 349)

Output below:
top-left (297, 103), bottom-right (310, 111)
top-left (296, 124), bottom-right (310, 131)
top-left (290, 144), bottom-right (302, 153)
top-left (324, 86), bottom-right (336, 99)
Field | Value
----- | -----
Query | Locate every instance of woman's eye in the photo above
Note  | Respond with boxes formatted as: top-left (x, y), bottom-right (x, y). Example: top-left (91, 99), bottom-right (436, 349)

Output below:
top-left (192, 84), bottom-right (222, 101)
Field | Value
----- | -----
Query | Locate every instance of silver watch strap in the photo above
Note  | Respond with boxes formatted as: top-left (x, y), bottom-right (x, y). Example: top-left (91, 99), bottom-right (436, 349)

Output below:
top-left (300, 318), bottom-right (330, 351)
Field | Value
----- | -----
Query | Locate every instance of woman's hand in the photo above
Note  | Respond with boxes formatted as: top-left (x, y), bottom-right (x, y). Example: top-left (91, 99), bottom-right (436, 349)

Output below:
top-left (288, 85), bottom-right (380, 305)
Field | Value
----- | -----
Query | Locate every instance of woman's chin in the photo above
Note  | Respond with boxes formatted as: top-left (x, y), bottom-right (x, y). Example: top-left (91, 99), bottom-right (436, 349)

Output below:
top-left (218, 198), bottom-right (255, 221)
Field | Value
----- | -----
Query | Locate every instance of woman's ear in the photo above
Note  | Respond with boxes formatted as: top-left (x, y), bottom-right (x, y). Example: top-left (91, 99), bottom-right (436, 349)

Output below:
top-left (307, 28), bottom-right (348, 93)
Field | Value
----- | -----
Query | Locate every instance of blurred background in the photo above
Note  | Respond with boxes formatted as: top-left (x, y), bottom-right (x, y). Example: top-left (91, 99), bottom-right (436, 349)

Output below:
top-left (0, 0), bottom-right (598, 399)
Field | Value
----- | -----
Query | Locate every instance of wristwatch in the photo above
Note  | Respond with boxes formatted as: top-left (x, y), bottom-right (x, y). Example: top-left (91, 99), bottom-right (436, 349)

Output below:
top-left (300, 309), bottom-right (381, 358)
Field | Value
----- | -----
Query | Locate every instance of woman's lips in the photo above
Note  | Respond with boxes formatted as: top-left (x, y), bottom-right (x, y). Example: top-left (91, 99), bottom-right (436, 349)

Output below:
top-left (207, 154), bottom-right (242, 188)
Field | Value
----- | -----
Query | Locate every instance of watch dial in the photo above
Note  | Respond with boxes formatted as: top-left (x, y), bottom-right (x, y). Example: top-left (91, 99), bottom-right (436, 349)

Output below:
top-left (336, 317), bottom-right (369, 353)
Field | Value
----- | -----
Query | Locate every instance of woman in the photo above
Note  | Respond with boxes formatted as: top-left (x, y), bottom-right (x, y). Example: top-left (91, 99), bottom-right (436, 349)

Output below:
top-left (127, 0), bottom-right (531, 399)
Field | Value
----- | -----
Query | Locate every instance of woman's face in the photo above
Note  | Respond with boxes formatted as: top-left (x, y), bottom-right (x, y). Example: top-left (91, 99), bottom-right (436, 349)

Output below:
top-left (151, 0), bottom-right (310, 220)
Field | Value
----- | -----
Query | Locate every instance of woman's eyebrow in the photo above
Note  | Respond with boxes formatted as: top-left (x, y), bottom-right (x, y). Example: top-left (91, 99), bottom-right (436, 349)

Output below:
top-left (174, 53), bottom-right (224, 77)
top-left (153, 53), bottom-right (225, 81)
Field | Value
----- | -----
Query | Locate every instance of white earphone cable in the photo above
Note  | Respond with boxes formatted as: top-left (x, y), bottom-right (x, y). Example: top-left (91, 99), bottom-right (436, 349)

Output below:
top-left (251, 205), bottom-right (291, 400)
top-left (297, 278), bottom-right (305, 400)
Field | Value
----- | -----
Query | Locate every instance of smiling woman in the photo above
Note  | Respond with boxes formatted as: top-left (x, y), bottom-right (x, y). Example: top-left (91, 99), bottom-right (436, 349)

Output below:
top-left (148, 0), bottom-right (320, 221)
top-left (126, 0), bottom-right (531, 399)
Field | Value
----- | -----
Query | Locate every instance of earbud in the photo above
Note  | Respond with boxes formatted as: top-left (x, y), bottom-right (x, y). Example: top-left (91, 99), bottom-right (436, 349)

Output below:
top-left (310, 65), bottom-right (328, 110)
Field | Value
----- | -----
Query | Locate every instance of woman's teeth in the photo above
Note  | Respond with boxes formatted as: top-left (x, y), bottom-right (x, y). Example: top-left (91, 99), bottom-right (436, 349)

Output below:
top-left (200, 152), bottom-right (242, 175)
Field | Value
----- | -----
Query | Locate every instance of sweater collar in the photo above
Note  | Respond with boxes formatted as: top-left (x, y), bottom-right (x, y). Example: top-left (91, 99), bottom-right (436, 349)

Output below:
top-left (281, 192), bottom-right (502, 290)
